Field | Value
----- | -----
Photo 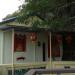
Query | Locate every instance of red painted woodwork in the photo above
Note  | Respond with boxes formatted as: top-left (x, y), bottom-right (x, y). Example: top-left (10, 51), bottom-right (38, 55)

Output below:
top-left (55, 34), bottom-right (62, 44)
top-left (14, 33), bottom-right (26, 52)
top-left (65, 35), bottom-right (72, 45)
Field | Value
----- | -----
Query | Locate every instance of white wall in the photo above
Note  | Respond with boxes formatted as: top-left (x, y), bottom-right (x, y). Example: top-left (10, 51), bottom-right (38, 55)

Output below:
top-left (2, 31), bottom-right (49, 64)
top-left (3, 31), bottom-right (12, 64)
top-left (13, 32), bottom-right (36, 63)
top-left (14, 32), bottom-right (49, 63)
top-left (35, 32), bottom-right (48, 62)
top-left (0, 30), bottom-right (4, 64)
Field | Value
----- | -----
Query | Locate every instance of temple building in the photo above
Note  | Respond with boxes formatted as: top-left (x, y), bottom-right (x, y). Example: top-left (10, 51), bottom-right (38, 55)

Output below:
top-left (0, 17), bottom-right (75, 75)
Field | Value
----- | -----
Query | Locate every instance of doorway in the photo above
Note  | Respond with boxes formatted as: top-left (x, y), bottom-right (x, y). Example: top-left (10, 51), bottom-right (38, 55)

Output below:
top-left (62, 33), bottom-right (75, 61)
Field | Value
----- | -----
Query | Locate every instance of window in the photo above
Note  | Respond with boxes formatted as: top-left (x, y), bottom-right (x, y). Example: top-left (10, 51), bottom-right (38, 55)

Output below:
top-left (14, 33), bottom-right (26, 52)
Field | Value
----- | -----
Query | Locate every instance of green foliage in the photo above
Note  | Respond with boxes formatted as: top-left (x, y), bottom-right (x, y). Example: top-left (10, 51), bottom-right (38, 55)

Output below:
top-left (17, 0), bottom-right (69, 29)
top-left (3, 11), bottom-right (19, 20)
top-left (25, 0), bottom-right (56, 12)
top-left (4, 0), bottom-right (74, 30)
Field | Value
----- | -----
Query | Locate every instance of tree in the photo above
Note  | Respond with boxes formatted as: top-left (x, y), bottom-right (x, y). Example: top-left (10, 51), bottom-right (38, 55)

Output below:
top-left (17, 0), bottom-right (75, 31)
top-left (4, 0), bottom-right (75, 31)
top-left (3, 11), bottom-right (19, 20)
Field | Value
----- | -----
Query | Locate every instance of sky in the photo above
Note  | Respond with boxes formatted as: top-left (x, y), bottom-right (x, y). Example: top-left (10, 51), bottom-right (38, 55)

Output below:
top-left (0, 0), bottom-right (24, 22)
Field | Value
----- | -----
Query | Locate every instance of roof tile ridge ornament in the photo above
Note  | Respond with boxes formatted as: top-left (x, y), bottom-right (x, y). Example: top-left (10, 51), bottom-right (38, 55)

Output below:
top-left (0, 17), bottom-right (18, 25)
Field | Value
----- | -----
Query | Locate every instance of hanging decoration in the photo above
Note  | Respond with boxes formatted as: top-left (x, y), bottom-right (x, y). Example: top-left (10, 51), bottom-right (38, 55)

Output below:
top-left (30, 32), bottom-right (37, 42)
top-left (55, 34), bottom-right (62, 44)
top-left (14, 33), bottom-right (26, 52)
top-left (65, 35), bottom-right (72, 45)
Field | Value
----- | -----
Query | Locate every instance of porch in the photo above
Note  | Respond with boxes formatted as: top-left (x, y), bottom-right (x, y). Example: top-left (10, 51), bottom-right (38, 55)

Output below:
top-left (1, 61), bottom-right (75, 75)
top-left (0, 25), bottom-right (75, 75)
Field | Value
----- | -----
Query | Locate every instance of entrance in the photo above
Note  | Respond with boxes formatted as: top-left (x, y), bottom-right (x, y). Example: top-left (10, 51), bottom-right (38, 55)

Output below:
top-left (62, 33), bottom-right (75, 61)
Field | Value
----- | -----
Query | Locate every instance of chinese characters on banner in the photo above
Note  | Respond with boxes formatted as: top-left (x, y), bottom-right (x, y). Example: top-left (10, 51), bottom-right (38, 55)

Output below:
top-left (14, 33), bottom-right (26, 52)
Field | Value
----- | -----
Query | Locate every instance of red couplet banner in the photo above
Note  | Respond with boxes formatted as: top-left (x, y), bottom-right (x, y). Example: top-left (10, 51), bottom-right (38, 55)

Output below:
top-left (14, 33), bottom-right (26, 52)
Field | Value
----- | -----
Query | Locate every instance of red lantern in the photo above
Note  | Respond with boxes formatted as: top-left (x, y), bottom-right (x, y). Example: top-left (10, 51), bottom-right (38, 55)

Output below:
top-left (65, 35), bottom-right (72, 44)
top-left (55, 34), bottom-right (62, 44)
top-left (30, 32), bottom-right (37, 42)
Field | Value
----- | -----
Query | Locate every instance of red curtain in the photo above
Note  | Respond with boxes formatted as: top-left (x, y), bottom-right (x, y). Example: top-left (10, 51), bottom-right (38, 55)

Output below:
top-left (14, 33), bottom-right (26, 52)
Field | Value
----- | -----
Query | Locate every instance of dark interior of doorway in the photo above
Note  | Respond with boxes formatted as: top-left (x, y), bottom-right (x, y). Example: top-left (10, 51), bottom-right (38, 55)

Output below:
top-left (62, 33), bottom-right (75, 61)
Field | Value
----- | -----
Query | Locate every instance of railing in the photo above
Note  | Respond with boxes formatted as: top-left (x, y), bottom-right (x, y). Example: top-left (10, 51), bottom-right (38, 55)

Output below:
top-left (0, 62), bottom-right (47, 75)
top-left (1, 62), bottom-right (75, 75)
top-left (25, 68), bottom-right (75, 75)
